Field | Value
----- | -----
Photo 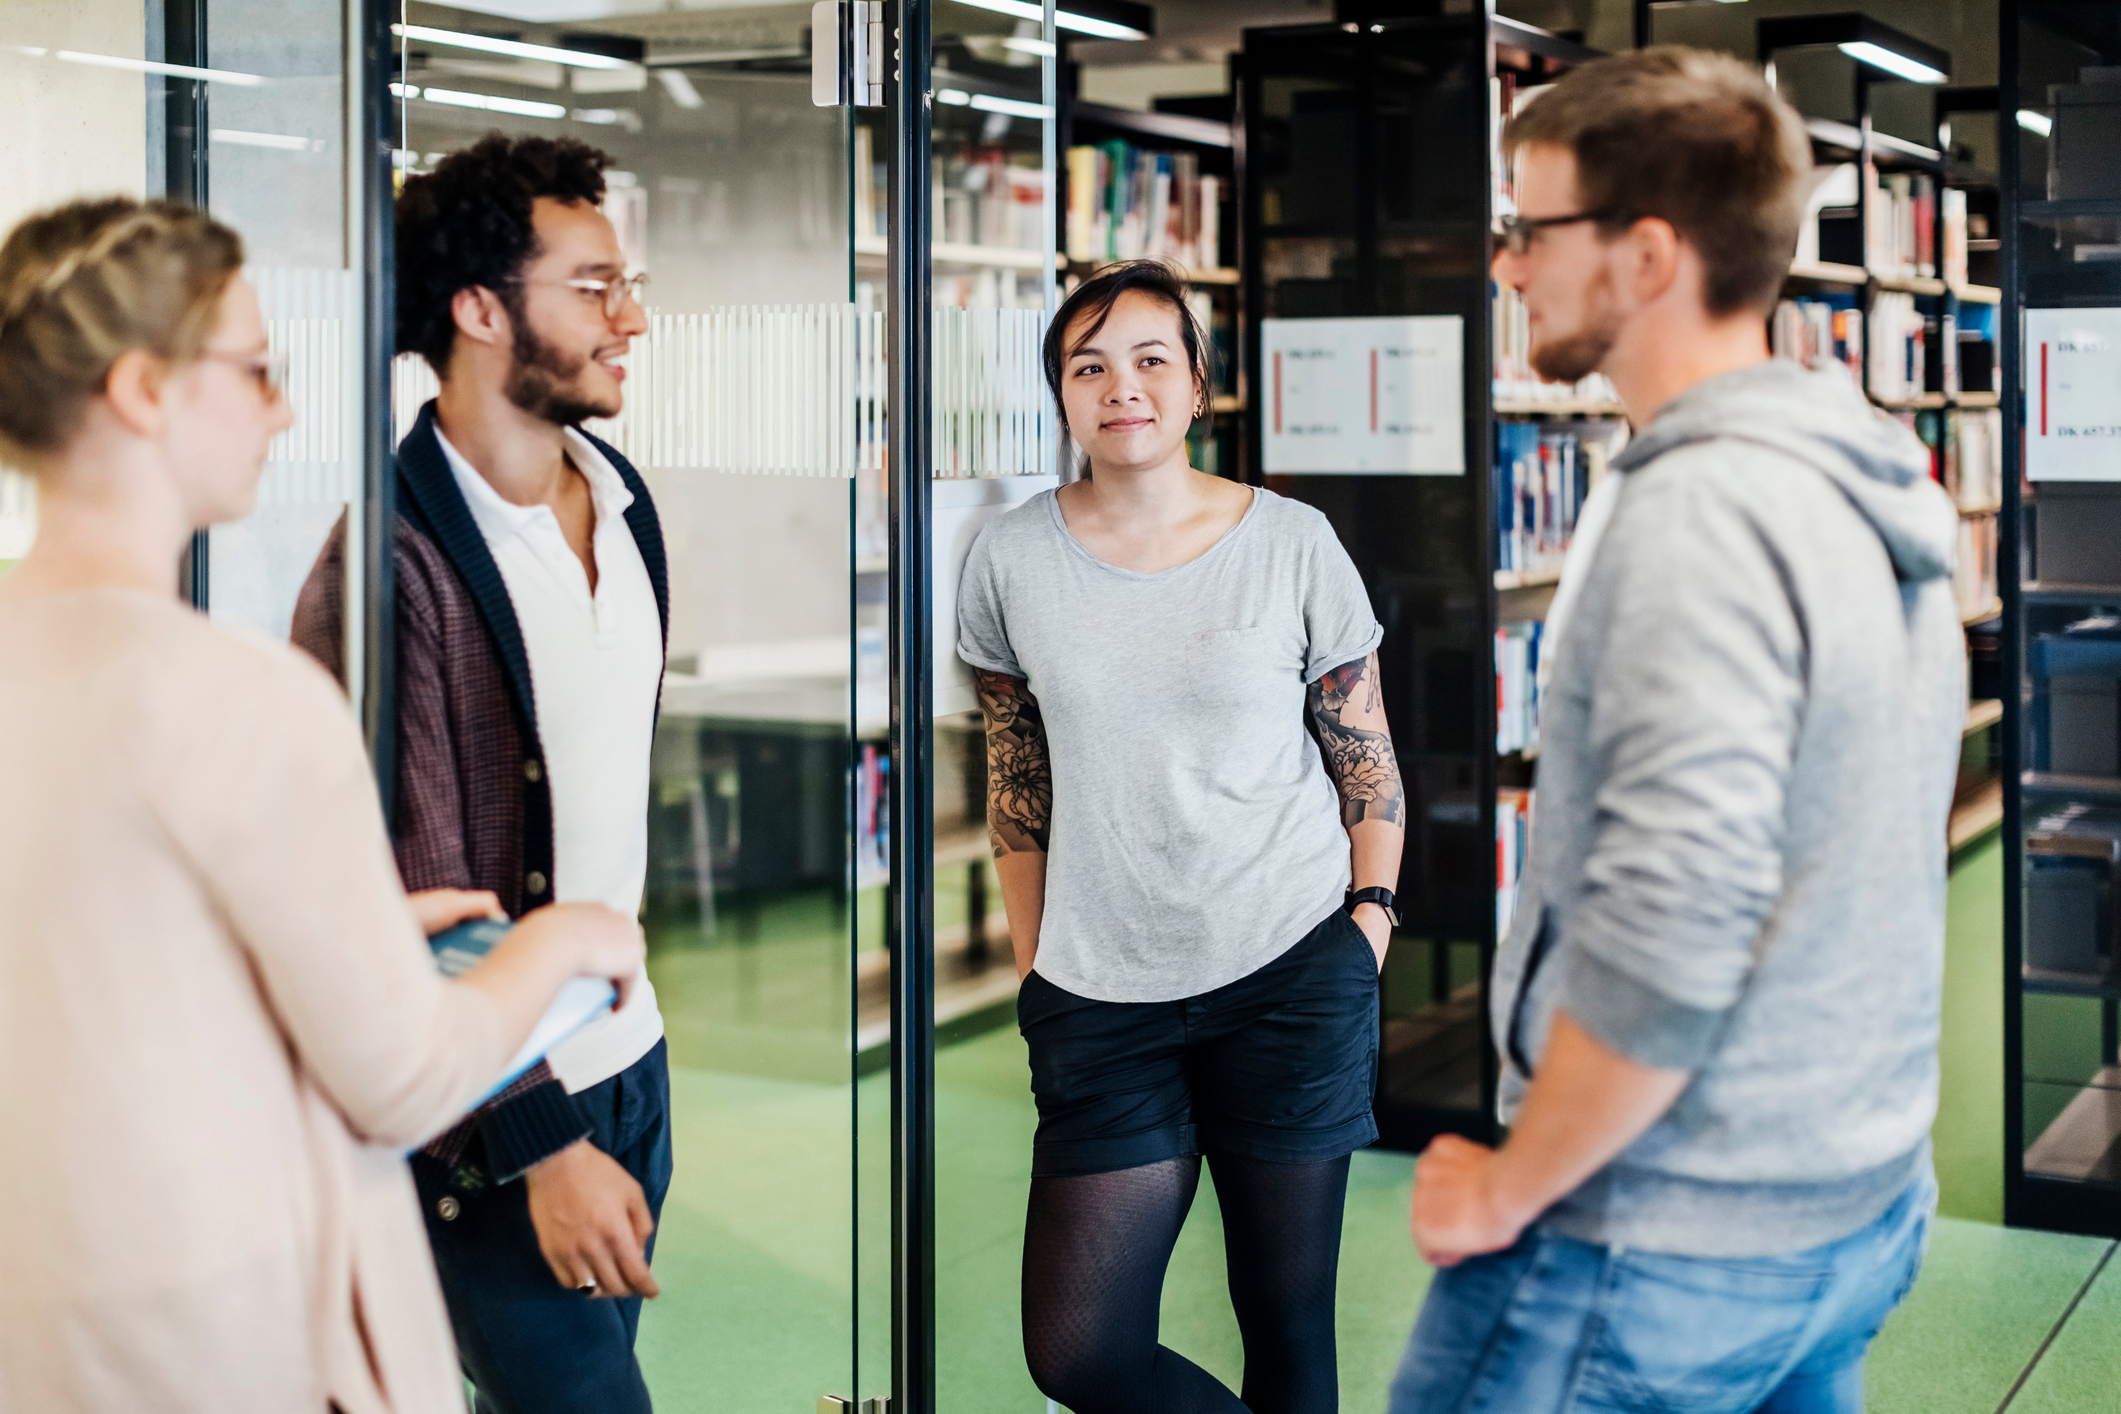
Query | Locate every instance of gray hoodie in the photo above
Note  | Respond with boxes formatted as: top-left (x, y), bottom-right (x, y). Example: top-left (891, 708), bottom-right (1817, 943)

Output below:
top-left (1494, 358), bottom-right (1965, 1257)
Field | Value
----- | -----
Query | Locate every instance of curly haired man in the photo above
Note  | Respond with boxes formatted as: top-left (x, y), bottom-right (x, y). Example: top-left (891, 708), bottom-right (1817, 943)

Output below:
top-left (294, 133), bottom-right (672, 1414)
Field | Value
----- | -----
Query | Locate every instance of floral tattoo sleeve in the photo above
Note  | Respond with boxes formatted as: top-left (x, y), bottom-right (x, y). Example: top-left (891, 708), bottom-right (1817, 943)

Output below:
top-left (1307, 651), bottom-right (1406, 829)
top-left (975, 669), bottom-right (1052, 856)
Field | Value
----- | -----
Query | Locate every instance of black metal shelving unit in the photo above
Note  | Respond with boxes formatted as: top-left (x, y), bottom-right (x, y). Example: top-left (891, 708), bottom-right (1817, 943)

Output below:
top-left (2002, 0), bottom-right (2121, 1238)
top-left (1234, 6), bottom-right (1601, 1152)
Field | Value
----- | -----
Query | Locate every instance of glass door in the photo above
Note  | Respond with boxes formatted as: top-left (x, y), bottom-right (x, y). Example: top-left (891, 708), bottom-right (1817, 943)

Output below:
top-left (2, 0), bottom-right (376, 706)
top-left (393, 3), bottom-right (869, 1404)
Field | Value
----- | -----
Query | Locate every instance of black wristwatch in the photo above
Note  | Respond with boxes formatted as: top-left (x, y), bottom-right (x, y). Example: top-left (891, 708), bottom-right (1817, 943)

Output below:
top-left (1346, 886), bottom-right (1400, 928)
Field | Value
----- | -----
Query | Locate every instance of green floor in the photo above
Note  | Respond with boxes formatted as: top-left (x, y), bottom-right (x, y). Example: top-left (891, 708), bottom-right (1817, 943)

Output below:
top-left (633, 833), bottom-right (2121, 1412)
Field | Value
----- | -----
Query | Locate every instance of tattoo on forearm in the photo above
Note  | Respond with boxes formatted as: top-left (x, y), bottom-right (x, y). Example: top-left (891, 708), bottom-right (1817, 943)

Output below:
top-left (1308, 652), bottom-right (1406, 829)
top-left (975, 669), bottom-right (1053, 856)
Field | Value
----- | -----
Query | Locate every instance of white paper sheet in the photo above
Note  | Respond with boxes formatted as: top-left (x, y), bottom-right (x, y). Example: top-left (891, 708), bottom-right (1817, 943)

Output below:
top-left (1261, 315), bottom-right (1465, 475)
top-left (2027, 307), bottom-right (2121, 481)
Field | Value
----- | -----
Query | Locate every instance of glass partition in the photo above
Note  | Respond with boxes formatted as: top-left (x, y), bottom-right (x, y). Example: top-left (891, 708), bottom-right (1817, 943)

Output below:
top-left (395, 2), bottom-right (867, 1403)
top-left (200, 0), bottom-right (369, 711)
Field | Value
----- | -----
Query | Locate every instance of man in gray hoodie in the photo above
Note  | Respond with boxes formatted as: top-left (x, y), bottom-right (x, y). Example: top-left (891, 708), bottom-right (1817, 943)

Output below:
top-left (1388, 48), bottom-right (1965, 1414)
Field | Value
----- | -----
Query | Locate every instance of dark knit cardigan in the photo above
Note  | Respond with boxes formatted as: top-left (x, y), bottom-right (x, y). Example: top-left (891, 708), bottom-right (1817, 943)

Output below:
top-left (291, 400), bottom-right (668, 1180)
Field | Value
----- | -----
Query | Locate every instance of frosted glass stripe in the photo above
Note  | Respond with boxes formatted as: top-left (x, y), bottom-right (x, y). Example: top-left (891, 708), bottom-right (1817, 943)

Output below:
top-left (392, 301), bottom-right (1051, 479)
top-left (251, 266), bottom-right (362, 507)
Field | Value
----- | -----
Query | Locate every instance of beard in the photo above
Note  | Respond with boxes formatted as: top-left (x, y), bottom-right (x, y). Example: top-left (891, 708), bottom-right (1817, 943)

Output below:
top-left (1528, 265), bottom-right (1622, 384)
top-left (503, 318), bottom-right (617, 427)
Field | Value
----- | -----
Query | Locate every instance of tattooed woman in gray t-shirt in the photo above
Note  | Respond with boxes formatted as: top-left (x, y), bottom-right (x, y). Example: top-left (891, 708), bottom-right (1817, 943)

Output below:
top-left (956, 260), bottom-right (1406, 1414)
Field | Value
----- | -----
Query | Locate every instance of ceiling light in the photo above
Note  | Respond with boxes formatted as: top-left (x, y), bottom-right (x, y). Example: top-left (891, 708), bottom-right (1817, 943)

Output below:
top-left (970, 93), bottom-right (1052, 120)
top-left (1003, 36), bottom-right (1057, 57)
top-left (937, 88), bottom-right (971, 106)
top-left (656, 68), bottom-right (702, 108)
top-left (1837, 40), bottom-right (1946, 85)
top-left (392, 23), bottom-right (637, 70)
top-left (47, 49), bottom-right (263, 85)
top-left (390, 81), bottom-right (418, 98)
top-left (420, 86), bottom-right (568, 118)
top-left (211, 128), bottom-right (319, 150)
top-left (2018, 109), bottom-right (2053, 136)
top-left (949, 0), bottom-right (1148, 41)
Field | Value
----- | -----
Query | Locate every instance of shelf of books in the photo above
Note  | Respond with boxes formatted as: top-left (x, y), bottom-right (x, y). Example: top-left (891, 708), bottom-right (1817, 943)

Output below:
top-left (1063, 96), bottom-right (1242, 477)
top-left (2002, 0), bottom-right (2121, 1239)
top-left (1772, 99), bottom-right (2008, 857)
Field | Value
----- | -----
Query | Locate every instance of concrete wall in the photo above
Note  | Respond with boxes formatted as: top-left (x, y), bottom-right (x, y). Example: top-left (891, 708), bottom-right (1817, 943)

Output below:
top-left (0, 1), bottom-right (149, 242)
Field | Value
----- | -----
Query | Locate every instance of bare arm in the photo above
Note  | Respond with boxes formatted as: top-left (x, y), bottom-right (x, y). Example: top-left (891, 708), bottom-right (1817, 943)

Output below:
top-left (1412, 1009), bottom-right (1690, 1266)
top-left (976, 669), bottom-right (1052, 979)
top-left (1306, 651), bottom-right (1406, 967)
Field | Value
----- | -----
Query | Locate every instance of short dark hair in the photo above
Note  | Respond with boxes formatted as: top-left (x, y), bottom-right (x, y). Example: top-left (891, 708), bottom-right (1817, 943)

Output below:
top-left (395, 133), bottom-right (611, 373)
top-left (1043, 259), bottom-right (1211, 431)
top-left (1505, 46), bottom-right (1811, 317)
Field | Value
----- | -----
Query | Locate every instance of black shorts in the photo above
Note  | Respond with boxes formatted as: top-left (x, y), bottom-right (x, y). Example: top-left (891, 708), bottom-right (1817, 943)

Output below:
top-left (1017, 908), bottom-right (1381, 1177)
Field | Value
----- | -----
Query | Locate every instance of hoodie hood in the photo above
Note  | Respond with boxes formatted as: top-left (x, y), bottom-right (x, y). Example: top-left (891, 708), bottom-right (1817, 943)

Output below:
top-left (1612, 359), bottom-right (1958, 583)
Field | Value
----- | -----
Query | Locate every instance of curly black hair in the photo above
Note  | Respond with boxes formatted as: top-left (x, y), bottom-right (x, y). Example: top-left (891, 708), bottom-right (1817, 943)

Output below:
top-left (395, 133), bottom-right (611, 373)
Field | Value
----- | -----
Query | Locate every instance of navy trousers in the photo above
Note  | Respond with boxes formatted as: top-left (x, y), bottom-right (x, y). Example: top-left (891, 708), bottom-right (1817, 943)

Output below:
top-left (411, 1040), bottom-right (675, 1414)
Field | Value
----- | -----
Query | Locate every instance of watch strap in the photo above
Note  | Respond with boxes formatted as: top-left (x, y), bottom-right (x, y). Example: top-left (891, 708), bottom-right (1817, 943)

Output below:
top-left (1346, 886), bottom-right (1399, 926)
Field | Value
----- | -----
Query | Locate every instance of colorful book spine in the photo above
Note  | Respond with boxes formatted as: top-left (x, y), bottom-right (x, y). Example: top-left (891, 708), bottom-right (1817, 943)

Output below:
top-left (1497, 789), bottom-right (1531, 938)
top-left (1065, 140), bottom-right (1224, 272)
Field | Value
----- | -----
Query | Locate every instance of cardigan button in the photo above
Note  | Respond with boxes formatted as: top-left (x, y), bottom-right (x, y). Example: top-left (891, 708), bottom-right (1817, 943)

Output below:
top-left (524, 759), bottom-right (543, 783)
top-left (437, 1197), bottom-right (460, 1221)
top-left (526, 870), bottom-right (548, 897)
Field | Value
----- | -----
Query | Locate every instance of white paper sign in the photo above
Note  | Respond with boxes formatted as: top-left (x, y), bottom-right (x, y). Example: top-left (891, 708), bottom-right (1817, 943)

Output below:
top-left (2028, 307), bottom-right (2121, 481)
top-left (1261, 315), bottom-right (1465, 475)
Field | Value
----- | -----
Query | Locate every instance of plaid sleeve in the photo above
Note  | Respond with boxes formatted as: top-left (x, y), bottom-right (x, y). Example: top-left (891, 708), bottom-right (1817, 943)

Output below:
top-left (392, 534), bottom-right (478, 894)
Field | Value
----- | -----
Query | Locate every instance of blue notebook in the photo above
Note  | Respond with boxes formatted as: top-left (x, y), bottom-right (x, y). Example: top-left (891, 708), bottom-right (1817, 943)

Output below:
top-left (430, 919), bottom-right (619, 1103)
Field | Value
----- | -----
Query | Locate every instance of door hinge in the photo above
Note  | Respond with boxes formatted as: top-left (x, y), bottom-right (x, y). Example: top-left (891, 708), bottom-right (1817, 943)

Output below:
top-left (811, 1), bottom-right (884, 108)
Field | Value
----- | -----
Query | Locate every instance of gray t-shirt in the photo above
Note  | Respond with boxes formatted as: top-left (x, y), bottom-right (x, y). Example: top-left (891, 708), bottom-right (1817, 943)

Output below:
top-left (956, 486), bottom-right (1382, 1003)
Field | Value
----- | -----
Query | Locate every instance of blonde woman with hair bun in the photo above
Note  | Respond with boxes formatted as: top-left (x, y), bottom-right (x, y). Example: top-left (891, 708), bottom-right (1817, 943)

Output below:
top-left (0, 197), bottom-right (646, 1412)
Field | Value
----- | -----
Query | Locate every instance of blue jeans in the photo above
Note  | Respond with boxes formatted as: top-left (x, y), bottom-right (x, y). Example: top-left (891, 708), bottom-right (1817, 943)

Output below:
top-left (1387, 1168), bottom-right (1934, 1414)
top-left (411, 1041), bottom-right (675, 1414)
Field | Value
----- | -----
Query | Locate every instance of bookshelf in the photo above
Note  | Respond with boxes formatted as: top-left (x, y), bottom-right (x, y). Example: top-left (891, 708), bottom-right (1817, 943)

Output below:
top-left (1772, 80), bottom-right (2008, 857)
top-left (1058, 91), bottom-right (1244, 478)
top-left (2001, 0), bottom-right (2121, 1239)
top-left (1239, 10), bottom-right (2011, 1153)
top-left (1237, 9), bottom-right (1606, 1152)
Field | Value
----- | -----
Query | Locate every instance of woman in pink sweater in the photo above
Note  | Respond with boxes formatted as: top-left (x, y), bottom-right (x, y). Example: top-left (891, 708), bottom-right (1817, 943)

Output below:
top-left (0, 197), bottom-right (641, 1412)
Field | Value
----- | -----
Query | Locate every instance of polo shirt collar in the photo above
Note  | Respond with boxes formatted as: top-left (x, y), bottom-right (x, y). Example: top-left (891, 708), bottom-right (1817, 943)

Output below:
top-left (433, 423), bottom-right (637, 546)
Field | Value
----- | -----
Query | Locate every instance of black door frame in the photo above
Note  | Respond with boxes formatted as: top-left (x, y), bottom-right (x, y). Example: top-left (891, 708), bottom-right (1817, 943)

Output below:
top-left (885, 1), bottom-right (938, 1408)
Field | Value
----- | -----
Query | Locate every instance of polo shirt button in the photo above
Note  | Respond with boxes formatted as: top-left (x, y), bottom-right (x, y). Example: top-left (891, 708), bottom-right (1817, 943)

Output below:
top-left (437, 1196), bottom-right (460, 1221)
top-left (524, 758), bottom-right (543, 782)
top-left (526, 871), bottom-right (547, 896)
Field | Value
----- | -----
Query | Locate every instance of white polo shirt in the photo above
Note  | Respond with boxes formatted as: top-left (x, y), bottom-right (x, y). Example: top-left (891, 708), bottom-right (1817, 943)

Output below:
top-left (438, 425), bottom-right (666, 1094)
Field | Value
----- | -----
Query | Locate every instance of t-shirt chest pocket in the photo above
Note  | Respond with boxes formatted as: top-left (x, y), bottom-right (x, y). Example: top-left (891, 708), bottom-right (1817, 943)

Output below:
top-left (1184, 625), bottom-right (1286, 708)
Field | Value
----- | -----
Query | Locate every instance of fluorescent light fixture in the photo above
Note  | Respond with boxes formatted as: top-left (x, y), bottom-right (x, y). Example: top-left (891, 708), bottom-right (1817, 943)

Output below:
top-left (50, 49), bottom-right (264, 85)
top-left (392, 23), bottom-right (636, 70)
top-left (937, 87), bottom-right (972, 106)
top-left (1003, 36), bottom-right (1057, 57)
top-left (647, 46), bottom-right (804, 66)
top-left (211, 128), bottom-right (318, 151)
top-left (1837, 40), bottom-right (1946, 85)
top-left (420, 86), bottom-right (568, 119)
top-left (2018, 109), bottom-right (2054, 137)
top-left (656, 68), bottom-right (702, 108)
top-left (969, 93), bottom-right (1052, 120)
top-left (573, 108), bottom-right (620, 124)
top-left (949, 0), bottom-right (1148, 41)
top-left (390, 82), bottom-right (418, 98)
